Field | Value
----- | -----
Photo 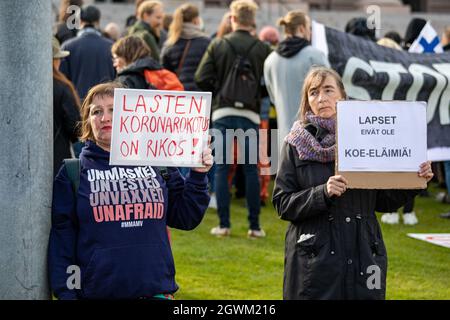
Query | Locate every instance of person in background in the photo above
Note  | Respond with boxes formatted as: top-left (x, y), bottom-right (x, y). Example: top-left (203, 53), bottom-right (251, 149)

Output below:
top-left (111, 35), bottom-right (182, 91)
top-left (213, 12), bottom-right (232, 39)
top-left (403, 18), bottom-right (426, 50)
top-left (272, 66), bottom-right (434, 300)
top-left (161, 3), bottom-right (210, 91)
top-left (384, 31), bottom-right (402, 47)
top-left (54, 0), bottom-right (83, 44)
top-left (161, 3), bottom-right (215, 206)
top-left (344, 17), bottom-right (376, 41)
top-left (264, 10), bottom-right (329, 150)
top-left (163, 13), bottom-right (173, 33)
top-left (60, 5), bottom-right (115, 101)
top-left (258, 26), bottom-right (280, 206)
top-left (125, 0), bottom-right (146, 30)
top-left (441, 25), bottom-right (450, 51)
top-left (128, 0), bottom-right (164, 61)
top-left (377, 29), bottom-right (419, 225)
top-left (377, 37), bottom-right (402, 50)
top-left (48, 82), bottom-right (212, 300)
top-left (103, 22), bottom-right (121, 42)
top-left (52, 37), bottom-right (81, 177)
top-left (195, 0), bottom-right (271, 238)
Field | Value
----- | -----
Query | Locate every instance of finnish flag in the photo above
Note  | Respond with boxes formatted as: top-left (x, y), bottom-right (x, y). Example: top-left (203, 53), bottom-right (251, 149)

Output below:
top-left (409, 21), bottom-right (444, 53)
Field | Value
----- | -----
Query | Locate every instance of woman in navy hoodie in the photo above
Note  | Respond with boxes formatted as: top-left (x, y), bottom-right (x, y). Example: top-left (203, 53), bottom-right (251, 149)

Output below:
top-left (48, 82), bottom-right (212, 300)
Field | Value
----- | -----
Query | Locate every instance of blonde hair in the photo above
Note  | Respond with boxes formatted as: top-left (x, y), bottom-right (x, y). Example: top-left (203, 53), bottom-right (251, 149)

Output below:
top-left (79, 82), bottom-right (124, 142)
top-left (278, 10), bottom-right (308, 36)
top-left (137, 0), bottom-right (162, 20)
top-left (229, 0), bottom-right (258, 27)
top-left (166, 3), bottom-right (199, 46)
top-left (111, 35), bottom-right (151, 66)
top-left (299, 67), bottom-right (347, 123)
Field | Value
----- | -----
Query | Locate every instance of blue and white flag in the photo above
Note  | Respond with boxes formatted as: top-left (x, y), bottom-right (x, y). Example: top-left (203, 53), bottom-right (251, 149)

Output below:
top-left (408, 21), bottom-right (444, 53)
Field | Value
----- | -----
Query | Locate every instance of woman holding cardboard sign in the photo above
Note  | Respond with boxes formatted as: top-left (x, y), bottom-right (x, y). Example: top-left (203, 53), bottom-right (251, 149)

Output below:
top-left (48, 82), bottom-right (213, 299)
top-left (272, 66), bottom-right (433, 300)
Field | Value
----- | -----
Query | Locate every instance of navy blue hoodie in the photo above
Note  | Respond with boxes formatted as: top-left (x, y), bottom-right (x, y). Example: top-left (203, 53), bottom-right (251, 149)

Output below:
top-left (48, 141), bottom-right (209, 299)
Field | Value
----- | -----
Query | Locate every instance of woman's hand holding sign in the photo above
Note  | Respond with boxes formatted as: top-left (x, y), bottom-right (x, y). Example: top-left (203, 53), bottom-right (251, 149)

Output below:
top-left (326, 175), bottom-right (348, 198)
top-left (418, 161), bottom-right (433, 182)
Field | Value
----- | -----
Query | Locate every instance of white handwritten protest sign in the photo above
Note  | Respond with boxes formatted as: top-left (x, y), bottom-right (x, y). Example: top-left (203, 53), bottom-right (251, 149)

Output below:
top-left (110, 88), bottom-right (211, 167)
top-left (337, 101), bottom-right (427, 172)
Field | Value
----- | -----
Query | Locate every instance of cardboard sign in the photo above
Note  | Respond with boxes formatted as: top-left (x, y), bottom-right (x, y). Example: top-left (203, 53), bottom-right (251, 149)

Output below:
top-left (407, 233), bottom-right (450, 249)
top-left (336, 101), bottom-right (427, 189)
top-left (110, 88), bottom-right (211, 167)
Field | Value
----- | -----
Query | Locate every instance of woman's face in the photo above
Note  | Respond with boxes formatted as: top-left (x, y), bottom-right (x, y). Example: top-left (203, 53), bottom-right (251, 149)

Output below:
top-left (112, 54), bottom-right (127, 73)
top-left (89, 95), bottom-right (114, 151)
top-left (307, 75), bottom-right (343, 118)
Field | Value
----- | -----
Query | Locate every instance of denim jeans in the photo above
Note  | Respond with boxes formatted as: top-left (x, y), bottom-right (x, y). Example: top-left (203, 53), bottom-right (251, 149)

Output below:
top-left (213, 116), bottom-right (261, 230)
top-left (444, 161), bottom-right (450, 194)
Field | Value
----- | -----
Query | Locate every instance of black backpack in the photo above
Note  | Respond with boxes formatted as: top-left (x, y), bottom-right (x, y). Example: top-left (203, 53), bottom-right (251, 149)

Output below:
top-left (219, 38), bottom-right (259, 111)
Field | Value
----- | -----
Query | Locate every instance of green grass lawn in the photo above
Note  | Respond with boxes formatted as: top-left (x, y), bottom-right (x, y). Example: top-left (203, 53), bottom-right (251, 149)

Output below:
top-left (170, 183), bottom-right (450, 300)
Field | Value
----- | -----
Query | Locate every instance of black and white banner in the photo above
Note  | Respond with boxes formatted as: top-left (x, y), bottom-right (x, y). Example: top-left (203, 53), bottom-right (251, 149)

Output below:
top-left (312, 22), bottom-right (450, 161)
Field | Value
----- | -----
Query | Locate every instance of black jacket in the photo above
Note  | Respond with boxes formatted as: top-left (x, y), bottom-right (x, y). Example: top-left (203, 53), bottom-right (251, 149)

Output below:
top-left (272, 142), bottom-right (419, 300)
top-left (53, 79), bottom-right (80, 177)
top-left (116, 57), bottom-right (162, 89)
top-left (162, 37), bottom-right (210, 91)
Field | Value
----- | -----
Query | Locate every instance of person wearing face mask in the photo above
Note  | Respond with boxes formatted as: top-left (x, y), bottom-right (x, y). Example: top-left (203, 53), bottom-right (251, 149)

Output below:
top-left (264, 10), bottom-right (329, 149)
top-left (48, 82), bottom-right (213, 300)
top-left (128, 0), bottom-right (164, 61)
top-left (272, 67), bottom-right (434, 300)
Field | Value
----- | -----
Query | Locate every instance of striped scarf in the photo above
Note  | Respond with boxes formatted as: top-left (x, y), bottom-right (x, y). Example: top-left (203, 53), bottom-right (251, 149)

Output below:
top-left (285, 112), bottom-right (336, 162)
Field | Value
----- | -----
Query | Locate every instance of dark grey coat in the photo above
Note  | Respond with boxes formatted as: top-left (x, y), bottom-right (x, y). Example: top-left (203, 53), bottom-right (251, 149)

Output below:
top-left (272, 142), bottom-right (419, 300)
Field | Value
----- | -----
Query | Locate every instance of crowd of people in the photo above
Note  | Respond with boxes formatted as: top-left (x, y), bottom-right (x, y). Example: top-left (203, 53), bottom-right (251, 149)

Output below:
top-left (49, 0), bottom-right (447, 300)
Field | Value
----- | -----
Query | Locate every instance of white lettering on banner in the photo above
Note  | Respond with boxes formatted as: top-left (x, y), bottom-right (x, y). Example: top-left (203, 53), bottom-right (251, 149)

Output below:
top-left (341, 57), bottom-right (450, 125)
